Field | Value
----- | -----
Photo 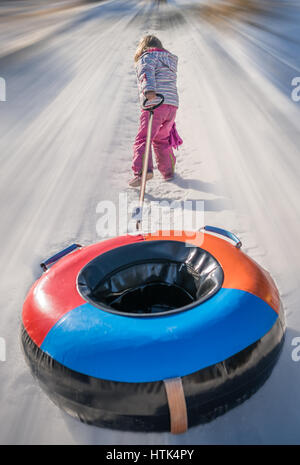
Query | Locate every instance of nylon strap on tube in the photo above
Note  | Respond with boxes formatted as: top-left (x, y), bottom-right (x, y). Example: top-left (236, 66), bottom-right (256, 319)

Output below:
top-left (163, 377), bottom-right (188, 434)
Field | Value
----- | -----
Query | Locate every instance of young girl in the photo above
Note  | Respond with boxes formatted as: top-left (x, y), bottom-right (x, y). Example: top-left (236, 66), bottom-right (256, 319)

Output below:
top-left (129, 35), bottom-right (180, 187)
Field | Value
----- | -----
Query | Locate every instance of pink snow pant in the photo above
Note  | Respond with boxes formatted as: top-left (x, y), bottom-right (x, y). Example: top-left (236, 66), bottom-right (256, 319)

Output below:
top-left (132, 104), bottom-right (177, 177)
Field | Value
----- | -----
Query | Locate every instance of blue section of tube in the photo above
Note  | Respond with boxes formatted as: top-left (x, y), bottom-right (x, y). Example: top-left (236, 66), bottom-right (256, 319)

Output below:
top-left (41, 288), bottom-right (277, 382)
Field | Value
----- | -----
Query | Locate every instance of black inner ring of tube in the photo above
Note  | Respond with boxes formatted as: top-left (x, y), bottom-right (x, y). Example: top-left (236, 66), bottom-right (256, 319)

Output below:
top-left (77, 240), bottom-right (224, 317)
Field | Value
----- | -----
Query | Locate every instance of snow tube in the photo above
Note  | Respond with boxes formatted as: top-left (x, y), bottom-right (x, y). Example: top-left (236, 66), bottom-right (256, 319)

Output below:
top-left (21, 227), bottom-right (285, 433)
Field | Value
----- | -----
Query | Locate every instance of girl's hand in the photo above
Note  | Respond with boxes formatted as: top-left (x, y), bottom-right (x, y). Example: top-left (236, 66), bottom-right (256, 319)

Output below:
top-left (145, 91), bottom-right (156, 101)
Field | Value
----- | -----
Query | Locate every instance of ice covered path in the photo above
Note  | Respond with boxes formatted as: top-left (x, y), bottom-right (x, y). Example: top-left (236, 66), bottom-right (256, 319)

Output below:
top-left (0, 0), bottom-right (300, 444)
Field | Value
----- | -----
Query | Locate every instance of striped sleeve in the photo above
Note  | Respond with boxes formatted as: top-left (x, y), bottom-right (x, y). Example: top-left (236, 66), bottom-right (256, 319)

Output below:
top-left (136, 53), bottom-right (157, 95)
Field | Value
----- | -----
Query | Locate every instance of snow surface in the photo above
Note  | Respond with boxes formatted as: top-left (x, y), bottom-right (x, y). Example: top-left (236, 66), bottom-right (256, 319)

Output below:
top-left (0, 0), bottom-right (300, 444)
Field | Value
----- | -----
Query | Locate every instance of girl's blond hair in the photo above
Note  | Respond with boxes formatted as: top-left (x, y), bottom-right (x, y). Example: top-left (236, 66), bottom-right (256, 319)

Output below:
top-left (134, 35), bottom-right (164, 63)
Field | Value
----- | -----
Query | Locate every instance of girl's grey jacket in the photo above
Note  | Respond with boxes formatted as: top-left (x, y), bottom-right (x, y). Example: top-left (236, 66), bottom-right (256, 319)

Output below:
top-left (135, 48), bottom-right (179, 108)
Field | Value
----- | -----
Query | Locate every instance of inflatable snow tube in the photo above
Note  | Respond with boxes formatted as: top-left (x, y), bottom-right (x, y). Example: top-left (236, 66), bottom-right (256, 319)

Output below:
top-left (21, 228), bottom-right (285, 433)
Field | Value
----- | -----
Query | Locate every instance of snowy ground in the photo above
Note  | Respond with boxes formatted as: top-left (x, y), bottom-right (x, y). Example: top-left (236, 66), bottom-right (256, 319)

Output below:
top-left (0, 0), bottom-right (300, 445)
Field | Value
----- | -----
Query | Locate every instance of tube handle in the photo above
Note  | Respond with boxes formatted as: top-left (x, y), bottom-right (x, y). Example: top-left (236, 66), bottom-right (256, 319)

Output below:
top-left (40, 243), bottom-right (82, 271)
top-left (203, 225), bottom-right (242, 249)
